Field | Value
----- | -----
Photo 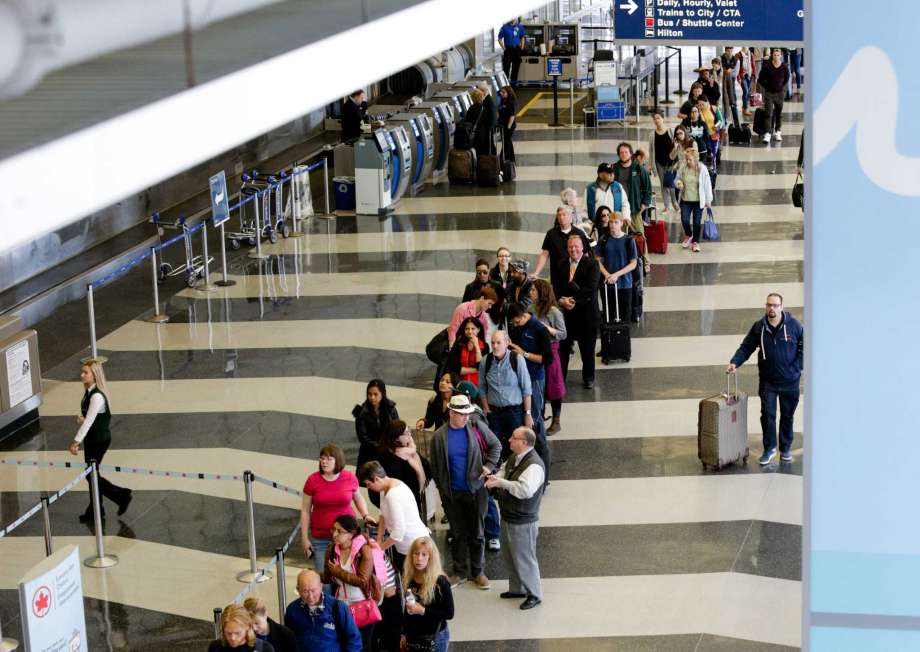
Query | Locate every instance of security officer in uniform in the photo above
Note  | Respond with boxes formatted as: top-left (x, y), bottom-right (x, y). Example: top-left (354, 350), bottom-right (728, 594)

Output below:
top-left (498, 18), bottom-right (525, 85)
top-left (340, 89), bottom-right (368, 143)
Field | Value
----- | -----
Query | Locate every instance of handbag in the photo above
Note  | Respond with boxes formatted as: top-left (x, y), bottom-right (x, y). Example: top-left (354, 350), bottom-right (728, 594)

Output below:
top-left (663, 167), bottom-right (677, 188)
top-left (750, 92), bottom-right (763, 107)
top-left (424, 328), bottom-right (449, 365)
top-left (702, 207), bottom-right (720, 241)
top-left (348, 597), bottom-right (382, 628)
top-left (792, 172), bottom-right (804, 208)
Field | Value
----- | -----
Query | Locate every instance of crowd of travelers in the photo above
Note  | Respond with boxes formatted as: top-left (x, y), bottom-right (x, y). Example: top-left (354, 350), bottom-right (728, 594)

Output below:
top-left (203, 45), bottom-right (804, 652)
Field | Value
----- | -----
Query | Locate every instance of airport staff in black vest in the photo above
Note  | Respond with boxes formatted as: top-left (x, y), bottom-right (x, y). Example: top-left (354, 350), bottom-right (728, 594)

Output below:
top-left (69, 360), bottom-right (132, 522)
top-left (485, 426), bottom-right (545, 610)
top-left (341, 89), bottom-right (368, 143)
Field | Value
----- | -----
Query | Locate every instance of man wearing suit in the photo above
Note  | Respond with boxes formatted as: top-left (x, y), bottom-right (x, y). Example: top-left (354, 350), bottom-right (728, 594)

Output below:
top-left (553, 234), bottom-right (601, 389)
top-left (340, 89), bottom-right (368, 143)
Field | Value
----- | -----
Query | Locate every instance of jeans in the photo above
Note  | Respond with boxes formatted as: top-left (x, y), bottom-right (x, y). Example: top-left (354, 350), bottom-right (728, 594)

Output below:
top-left (655, 162), bottom-right (678, 212)
top-left (310, 535), bottom-right (332, 573)
top-left (485, 495), bottom-right (500, 539)
top-left (790, 49), bottom-right (802, 89)
top-left (434, 627), bottom-right (450, 652)
top-left (740, 74), bottom-right (752, 109)
top-left (763, 90), bottom-right (784, 132)
top-left (680, 200), bottom-right (704, 243)
top-left (487, 405), bottom-right (523, 462)
top-left (529, 376), bottom-right (551, 478)
top-left (759, 380), bottom-right (799, 453)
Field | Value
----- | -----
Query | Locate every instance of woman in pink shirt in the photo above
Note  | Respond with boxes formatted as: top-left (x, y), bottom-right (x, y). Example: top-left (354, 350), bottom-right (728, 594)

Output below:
top-left (300, 443), bottom-right (374, 572)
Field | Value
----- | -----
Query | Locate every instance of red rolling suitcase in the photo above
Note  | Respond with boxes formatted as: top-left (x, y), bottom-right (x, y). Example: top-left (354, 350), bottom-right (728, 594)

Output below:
top-left (644, 207), bottom-right (668, 254)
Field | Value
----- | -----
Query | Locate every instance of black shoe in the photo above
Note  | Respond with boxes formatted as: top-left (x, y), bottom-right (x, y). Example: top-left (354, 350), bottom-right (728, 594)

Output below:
top-left (78, 509), bottom-right (104, 523)
top-left (601, 357), bottom-right (609, 365)
top-left (583, 380), bottom-right (594, 389)
top-left (500, 591), bottom-right (526, 599)
top-left (520, 596), bottom-right (542, 610)
top-left (595, 351), bottom-right (603, 357)
top-left (117, 489), bottom-right (133, 516)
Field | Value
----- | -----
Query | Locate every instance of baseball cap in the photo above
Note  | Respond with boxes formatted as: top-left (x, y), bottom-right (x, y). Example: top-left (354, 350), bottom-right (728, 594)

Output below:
top-left (597, 162), bottom-right (613, 174)
top-left (455, 381), bottom-right (479, 400)
top-left (509, 259), bottom-right (529, 273)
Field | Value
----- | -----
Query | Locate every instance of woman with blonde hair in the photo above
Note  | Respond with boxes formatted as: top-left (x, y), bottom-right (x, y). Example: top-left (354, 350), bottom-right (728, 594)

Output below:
top-left (68, 359), bottom-right (132, 523)
top-left (674, 148), bottom-right (714, 253)
top-left (208, 603), bottom-right (276, 651)
top-left (242, 597), bottom-right (296, 652)
top-left (402, 537), bottom-right (454, 651)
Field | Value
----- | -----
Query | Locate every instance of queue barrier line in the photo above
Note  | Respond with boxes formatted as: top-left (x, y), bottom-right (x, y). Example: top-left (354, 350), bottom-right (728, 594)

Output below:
top-left (0, 466), bottom-right (92, 538)
top-left (252, 474), bottom-right (304, 498)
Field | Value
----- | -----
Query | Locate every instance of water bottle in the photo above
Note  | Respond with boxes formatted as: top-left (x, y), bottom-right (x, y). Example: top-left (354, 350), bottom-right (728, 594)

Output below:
top-left (405, 589), bottom-right (416, 607)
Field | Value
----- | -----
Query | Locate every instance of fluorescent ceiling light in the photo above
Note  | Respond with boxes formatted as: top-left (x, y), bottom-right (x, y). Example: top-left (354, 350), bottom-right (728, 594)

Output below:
top-left (0, 0), bottom-right (542, 256)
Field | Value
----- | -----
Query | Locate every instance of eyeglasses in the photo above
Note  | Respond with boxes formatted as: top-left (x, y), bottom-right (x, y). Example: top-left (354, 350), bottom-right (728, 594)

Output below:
top-left (498, 254), bottom-right (511, 258)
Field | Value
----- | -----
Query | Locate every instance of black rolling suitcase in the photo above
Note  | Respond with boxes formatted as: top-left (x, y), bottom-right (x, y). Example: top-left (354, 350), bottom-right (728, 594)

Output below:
top-left (601, 284), bottom-right (631, 363)
top-left (753, 108), bottom-right (768, 136)
top-left (477, 126), bottom-right (503, 187)
top-left (728, 123), bottom-right (752, 144)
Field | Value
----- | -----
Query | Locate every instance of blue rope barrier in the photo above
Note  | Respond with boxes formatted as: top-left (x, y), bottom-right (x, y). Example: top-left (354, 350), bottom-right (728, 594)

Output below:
top-left (90, 248), bottom-right (153, 290)
top-left (155, 231), bottom-right (187, 252)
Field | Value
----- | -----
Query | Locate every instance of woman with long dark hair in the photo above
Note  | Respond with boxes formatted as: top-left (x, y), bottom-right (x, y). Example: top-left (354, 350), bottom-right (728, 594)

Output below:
top-left (444, 316), bottom-right (488, 386)
top-left (68, 359), bottom-right (132, 522)
top-left (498, 85), bottom-right (517, 163)
top-left (378, 420), bottom-right (431, 510)
top-left (353, 379), bottom-right (399, 470)
top-left (529, 279), bottom-right (567, 434)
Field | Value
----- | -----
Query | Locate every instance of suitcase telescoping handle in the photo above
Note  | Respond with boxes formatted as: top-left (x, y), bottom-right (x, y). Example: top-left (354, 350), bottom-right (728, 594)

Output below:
top-left (723, 371), bottom-right (740, 402)
top-left (604, 281), bottom-right (622, 323)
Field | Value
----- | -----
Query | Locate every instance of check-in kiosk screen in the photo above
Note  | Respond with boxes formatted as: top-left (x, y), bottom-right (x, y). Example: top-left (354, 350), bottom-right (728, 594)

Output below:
top-left (374, 130), bottom-right (389, 151)
top-left (551, 26), bottom-right (576, 55)
top-left (522, 26), bottom-right (544, 54)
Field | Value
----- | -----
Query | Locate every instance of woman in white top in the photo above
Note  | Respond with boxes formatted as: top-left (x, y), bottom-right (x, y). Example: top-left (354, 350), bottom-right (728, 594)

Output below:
top-left (358, 461), bottom-right (430, 572)
top-left (68, 359), bottom-right (132, 522)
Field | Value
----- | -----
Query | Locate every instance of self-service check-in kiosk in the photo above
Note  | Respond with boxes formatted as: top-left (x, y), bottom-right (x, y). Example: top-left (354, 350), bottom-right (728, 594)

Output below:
top-left (355, 130), bottom-right (393, 214)
top-left (547, 23), bottom-right (580, 80)
top-left (410, 101), bottom-right (454, 178)
top-left (388, 113), bottom-right (434, 195)
top-left (432, 90), bottom-right (471, 120)
top-left (493, 71), bottom-right (510, 88)
top-left (520, 23), bottom-right (548, 83)
top-left (387, 124), bottom-right (413, 203)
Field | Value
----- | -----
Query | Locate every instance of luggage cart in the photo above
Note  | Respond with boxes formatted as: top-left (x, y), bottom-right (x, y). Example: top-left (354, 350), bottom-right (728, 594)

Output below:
top-left (150, 213), bottom-right (214, 287)
top-left (250, 170), bottom-right (292, 240)
top-left (226, 172), bottom-right (281, 250)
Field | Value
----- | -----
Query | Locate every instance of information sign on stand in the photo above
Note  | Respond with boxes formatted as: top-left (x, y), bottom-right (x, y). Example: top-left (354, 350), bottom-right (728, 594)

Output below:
top-left (18, 546), bottom-right (87, 651)
top-left (209, 171), bottom-right (231, 228)
top-left (613, 0), bottom-right (804, 45)
top-left (546, 57), bottom-right (563, 77)
top-left (5, 340), bottom-right (32, 408)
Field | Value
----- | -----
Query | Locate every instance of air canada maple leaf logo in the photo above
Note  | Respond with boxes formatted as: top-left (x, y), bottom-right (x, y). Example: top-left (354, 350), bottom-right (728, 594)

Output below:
top-left (32, 585), bottom-right (52, 618)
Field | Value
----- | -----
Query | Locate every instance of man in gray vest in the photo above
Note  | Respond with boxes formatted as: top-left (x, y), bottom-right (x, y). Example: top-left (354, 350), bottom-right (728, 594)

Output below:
top-left (485, 426), bottom-right (545, 610)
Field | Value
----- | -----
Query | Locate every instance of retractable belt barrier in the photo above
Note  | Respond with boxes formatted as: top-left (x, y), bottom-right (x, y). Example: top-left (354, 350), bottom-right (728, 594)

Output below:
top-left (0, 465), bottom-right (90, 540)
top-left (229, 521), bottom-right (300, 605)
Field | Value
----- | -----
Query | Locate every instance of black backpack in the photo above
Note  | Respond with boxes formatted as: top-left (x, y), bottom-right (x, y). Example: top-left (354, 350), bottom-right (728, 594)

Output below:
top-left (484, 351), bottom-right (519, 375)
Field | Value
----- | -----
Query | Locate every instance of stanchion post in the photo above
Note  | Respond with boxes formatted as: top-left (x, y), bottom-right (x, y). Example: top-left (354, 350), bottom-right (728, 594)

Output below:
top-left (276, 547), bottom-right (287, 617)
top-left (216, 223), bottom-right (237, 286)
top-left (147, 248), bottom-right (169, 322)
top-left (698, 46), bottom-right (702, 70)
top-left (41, 496), bottom-right (53, 556)
top-left (237, 470), bottom-right (271, 583)
top-left (197, 222), bottom-right (217, 292)
top-left (81, 285), bottom-right (108, 364)
top-left (213, 608), bottom-right (222, 639)
top-left (0, 634), bottom-right (18, 651)
top-left (248, 192), bottom-right (268, 260)
top-left (322, 156), bottom-right (331, 216)
top-left (661, 51), bottom-right (674, 105)
top-left (569, 77), bottom-right (574, 125)
top-left (653, 63), bottom-right (659, 113)
top-left (676, 48), bottom-right (685, 96)
top-left (83, 461), bottom-right (119, 569)
top-left (289, 166), bottom-right (305, 237)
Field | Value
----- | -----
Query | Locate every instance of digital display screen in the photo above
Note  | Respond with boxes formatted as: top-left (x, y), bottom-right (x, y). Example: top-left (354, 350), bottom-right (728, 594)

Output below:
top-left (374, 130), bottom-right (388, 151)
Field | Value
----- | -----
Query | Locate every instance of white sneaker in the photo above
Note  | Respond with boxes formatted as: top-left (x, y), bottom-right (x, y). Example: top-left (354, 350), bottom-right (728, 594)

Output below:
top-left (774, 131), bottom-right (783, 141)
top-left (692, 242), bottom-right (701, 253)
top-left (762, 133), bottom-right (771, 143)
top-left (681, 237), bottom-right (691, 249)
top-left (488, 538), bottom-right (501, 551)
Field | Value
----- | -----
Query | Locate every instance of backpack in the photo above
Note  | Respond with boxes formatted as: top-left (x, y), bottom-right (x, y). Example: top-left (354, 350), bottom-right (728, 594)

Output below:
top-left (484, 351), bottom-right (518, 375)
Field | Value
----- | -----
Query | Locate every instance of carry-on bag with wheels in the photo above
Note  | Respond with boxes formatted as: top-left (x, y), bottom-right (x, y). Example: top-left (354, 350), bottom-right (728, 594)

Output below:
top-left (448, 148), bottom-right (477, 184)
top-left (753, 108), bottom-right (769, 136)
top-left (645, 215), bottom-right (668, 254)
top-left (600, 283), bottom-right (631, 362)
top-left (698, 374), bottom-right (749, 471)
top-left (478, 126), bottom-right (503, 187)
top-left (728, 123), bottom-right (752, 144)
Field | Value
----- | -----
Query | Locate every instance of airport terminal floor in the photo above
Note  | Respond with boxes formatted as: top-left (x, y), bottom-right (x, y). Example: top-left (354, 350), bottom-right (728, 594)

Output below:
top-left (0, 87), bottom-right (804, 648)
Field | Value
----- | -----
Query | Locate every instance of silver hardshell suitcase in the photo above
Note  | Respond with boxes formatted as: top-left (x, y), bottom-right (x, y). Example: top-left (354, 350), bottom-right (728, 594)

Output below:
top-left (698, 374), bottom-right (749, 470)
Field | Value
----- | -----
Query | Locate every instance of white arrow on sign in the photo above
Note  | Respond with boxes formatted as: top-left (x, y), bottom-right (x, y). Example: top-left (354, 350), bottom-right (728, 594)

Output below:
top-left (619, 0), bottom-right (638, 15)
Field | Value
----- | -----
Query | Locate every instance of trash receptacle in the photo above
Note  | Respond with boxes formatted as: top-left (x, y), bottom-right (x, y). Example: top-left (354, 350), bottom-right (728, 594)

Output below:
top-left (583, 107), bottom-right (597, 128)
top-left (333, 176), bottom-right (356, 211)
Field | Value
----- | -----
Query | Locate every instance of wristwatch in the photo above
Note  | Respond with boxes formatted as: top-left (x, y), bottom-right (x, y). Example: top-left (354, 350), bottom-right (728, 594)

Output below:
top-left (524, 409), bottom-right (531, 415)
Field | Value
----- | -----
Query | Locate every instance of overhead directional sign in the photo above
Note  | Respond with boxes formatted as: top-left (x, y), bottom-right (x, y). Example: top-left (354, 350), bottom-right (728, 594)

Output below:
top-left (614, 0), bottom-right (804, 45)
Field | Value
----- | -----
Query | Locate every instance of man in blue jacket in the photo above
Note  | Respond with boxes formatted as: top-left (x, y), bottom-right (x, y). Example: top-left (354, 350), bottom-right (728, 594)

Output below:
top-left (727, 293), bottom-right (804, 465)
top-left (284, 569), bottom-right (362, 652)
